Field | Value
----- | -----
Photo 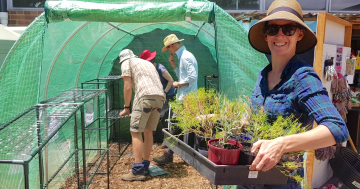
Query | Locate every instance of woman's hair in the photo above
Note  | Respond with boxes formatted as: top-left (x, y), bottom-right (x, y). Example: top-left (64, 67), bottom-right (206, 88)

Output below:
top-left (262, 22), bottom-right (269, 34)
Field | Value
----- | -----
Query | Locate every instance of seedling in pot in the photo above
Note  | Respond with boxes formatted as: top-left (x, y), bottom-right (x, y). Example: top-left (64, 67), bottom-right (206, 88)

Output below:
top-left (240, 107), bottom-right (311, 185)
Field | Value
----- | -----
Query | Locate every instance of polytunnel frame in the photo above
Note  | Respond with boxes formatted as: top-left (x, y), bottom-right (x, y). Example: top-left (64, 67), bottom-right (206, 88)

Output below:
top-left (94, 22), bottom-right (215, 80)
top-left (0, 1), bottom-right (272, 187)
top-left (44, 21), bottom-right (216, 100)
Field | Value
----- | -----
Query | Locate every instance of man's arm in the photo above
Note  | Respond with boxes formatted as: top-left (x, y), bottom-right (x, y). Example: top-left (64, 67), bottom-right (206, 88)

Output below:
top-left (119, 76), bottom-right (132, 116)
top-left (123, 76), bottom-right (132, 106)
top-left (173, 82), bottom-right (189, 88)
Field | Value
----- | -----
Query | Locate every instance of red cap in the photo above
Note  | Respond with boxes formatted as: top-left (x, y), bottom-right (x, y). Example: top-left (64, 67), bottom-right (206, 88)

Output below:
top-left (139, 49), bottom-right (156, 61)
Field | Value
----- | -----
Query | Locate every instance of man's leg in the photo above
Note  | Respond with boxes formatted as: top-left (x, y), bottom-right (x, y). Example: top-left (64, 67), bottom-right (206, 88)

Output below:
top-left (143, 129), bottom-right (153, 160)
top-left (121, 131), bottom-right (147, 181)
top-left (142, 129), bottom-right (153, 174)
top-left (121, 98), bottom-right (150, 181)
top-left (142, 96), bottom-right (164, 169)
top-left (131, 131), bottom-right (143, 164)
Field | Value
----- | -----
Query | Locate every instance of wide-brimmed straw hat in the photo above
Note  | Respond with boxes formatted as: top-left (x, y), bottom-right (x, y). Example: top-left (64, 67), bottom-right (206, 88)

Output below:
top-left (139, 49), bottom-right (157, 61)
top-left (162, 34), bottom-right (184, 52)
top-left (119, 49), bottom-right (137, 64)
top-left (248, 0), bottom-right (317, 54)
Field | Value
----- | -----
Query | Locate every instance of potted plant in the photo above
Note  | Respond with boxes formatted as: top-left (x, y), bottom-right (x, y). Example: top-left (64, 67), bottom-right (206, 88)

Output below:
top-left (169, 89), bottom-right (253, 165)
top-left (169, 88), bottom-right (221, 154)
top-left (168, 88), bottom-right (310, 183)
top-left (237, 106), bottom-right (311, 184)
top-left (206, 95), bottom-right (251, 165)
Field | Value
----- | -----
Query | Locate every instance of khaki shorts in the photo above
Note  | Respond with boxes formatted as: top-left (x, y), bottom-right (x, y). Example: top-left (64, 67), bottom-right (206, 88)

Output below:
top-left (130, 95), bottom-right (164, 132)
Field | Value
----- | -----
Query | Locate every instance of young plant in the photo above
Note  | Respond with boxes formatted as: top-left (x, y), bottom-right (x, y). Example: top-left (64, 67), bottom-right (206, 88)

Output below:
top-left (242, 106), bottom-right (311, 185)
top-left (216, 95), bottom-right (251, 148)
top-left (169, 88), bottom-right (221, 139)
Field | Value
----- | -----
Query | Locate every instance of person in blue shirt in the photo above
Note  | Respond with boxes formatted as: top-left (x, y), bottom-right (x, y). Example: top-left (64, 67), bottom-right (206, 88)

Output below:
top-left (239, 0), bottom-right (349, 188)
top-left (153, 34), bottom-right (199, 164)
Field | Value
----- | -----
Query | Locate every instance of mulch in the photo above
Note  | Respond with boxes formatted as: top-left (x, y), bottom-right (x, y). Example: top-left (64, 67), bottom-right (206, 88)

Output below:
top-left (60, 143), bottom-right (225, 189)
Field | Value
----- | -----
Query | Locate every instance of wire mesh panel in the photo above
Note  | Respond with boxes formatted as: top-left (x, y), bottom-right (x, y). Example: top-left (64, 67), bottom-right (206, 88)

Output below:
top-left (0, 164), bottom-right (25, 189)
top-left (81, 76), bottom-right (122, 138)
top-left (40, 89), bottom-right (105, 105)
top-left (0, 89), bottom-right (106, 189)
top-left (81, 76), bottom-right (130, 174)
top-left (205, 74), bottom-right (219, 91)
top-left (98, 75), bottom-right (122, 80)
top-left (0, 104), bottom-right (79, 189)
top-left (0, 105), bottom-right (78, 161)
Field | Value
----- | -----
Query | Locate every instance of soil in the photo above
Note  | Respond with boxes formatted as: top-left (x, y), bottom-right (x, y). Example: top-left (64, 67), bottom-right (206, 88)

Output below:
top-left (60, 142), bottom-right (225, 189)
top-left (210, 141), bottom-right (240, 149)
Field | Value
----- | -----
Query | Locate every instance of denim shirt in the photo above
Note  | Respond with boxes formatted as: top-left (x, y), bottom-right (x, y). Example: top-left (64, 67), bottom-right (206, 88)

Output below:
top-left (250, 55), bottom-right (349, 145)
top-left (174, 46), bottom-right (198, 101)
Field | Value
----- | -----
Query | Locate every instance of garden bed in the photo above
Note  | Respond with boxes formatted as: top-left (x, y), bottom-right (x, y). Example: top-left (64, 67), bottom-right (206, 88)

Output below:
top-left (60, 142), bottom-right (218, 188)
top-left (162, 129), bottom-right (288, 185)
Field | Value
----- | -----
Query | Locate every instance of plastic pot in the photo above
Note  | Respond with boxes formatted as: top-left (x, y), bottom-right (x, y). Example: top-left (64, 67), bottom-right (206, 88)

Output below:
top-left (208, 139), bottom-right (242, 165)
top-left (238, 142), bottom-right (256, 165)
top-left (194, 134), bottom-right (212, 151)
top-left (169, 126), bottom-right (183, 141)
top-left (228, 134), bottom-right (252, 143)
top-left (198, 149), bottom-right (209, 157)
top-left (330, 147), bottom-right (360, 189)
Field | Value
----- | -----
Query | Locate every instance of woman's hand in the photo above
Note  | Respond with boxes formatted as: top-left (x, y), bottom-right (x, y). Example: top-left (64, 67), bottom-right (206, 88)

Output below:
top-left (249, 137), bottom-right (286, 172)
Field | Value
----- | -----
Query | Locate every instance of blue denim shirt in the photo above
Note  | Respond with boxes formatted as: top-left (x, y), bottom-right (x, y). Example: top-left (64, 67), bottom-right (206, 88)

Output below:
top-left (250, 55), bottom-right (349, 145)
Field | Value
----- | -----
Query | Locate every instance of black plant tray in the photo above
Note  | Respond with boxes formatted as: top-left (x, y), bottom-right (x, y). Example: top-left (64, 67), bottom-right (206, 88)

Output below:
top-left (162, 129), bottom-right (288, 185)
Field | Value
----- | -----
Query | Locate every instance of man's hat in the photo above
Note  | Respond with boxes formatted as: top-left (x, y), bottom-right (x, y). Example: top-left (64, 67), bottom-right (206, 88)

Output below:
top-left (119, 49), bottom-right (137, 64)
top-left (248, 0), bottom-right (317, 54)
top-left (139, 50), bottom-right (157, 61)
top-left (162, 34), bottom-right (184, 52)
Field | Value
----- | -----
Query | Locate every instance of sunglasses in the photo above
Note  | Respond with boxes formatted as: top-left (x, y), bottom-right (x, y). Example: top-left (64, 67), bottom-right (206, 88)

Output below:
top-left (264, 24), bottom-right (301, 36)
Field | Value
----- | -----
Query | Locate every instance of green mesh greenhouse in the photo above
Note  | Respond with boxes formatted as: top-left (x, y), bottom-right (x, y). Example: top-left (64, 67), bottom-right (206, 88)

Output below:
top-left (0, 0), bottom-right (268, 188)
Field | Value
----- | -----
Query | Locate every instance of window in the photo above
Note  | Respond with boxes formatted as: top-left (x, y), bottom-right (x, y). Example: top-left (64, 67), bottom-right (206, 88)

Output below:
top-left (265, 0), bottom-right (327, 11)
top-left (8, 0), bottom-right (45, 9)
top-left (330, 0), bottom-right (360, 12)
top-left (210, 0), bottom-right (260, 11)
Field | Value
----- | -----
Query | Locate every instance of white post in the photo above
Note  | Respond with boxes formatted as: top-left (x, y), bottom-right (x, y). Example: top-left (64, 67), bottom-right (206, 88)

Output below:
top-left (0, 12), bottom-right (8, 26)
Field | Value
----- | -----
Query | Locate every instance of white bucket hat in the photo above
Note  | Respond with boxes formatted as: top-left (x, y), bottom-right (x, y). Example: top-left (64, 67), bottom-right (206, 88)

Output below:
top-left (119, 49), bottom-right (137, 64)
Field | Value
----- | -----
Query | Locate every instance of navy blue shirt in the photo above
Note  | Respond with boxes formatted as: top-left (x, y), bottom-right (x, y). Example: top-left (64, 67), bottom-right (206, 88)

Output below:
top-left (156, 63), bottom-right (175, 98)
top-left (251, 55), bottom-right (349, 145)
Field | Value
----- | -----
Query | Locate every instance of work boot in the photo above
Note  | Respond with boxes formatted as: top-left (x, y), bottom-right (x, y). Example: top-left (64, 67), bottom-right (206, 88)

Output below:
top-left (121, 172), bottom-right (146, 181)
top-left (121, 162), bottom-right (148, 181)
top-left (153, 151), bottom-right (173, 164)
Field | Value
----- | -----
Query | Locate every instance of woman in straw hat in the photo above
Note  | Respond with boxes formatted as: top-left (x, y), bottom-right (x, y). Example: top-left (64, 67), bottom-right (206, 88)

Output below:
top-left (243, 0), bottom-right (349, 187)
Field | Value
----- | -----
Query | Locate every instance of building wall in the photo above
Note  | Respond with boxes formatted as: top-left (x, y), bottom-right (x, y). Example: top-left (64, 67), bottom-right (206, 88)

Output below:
top-left (7, 10), bottom-right (43, 26)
